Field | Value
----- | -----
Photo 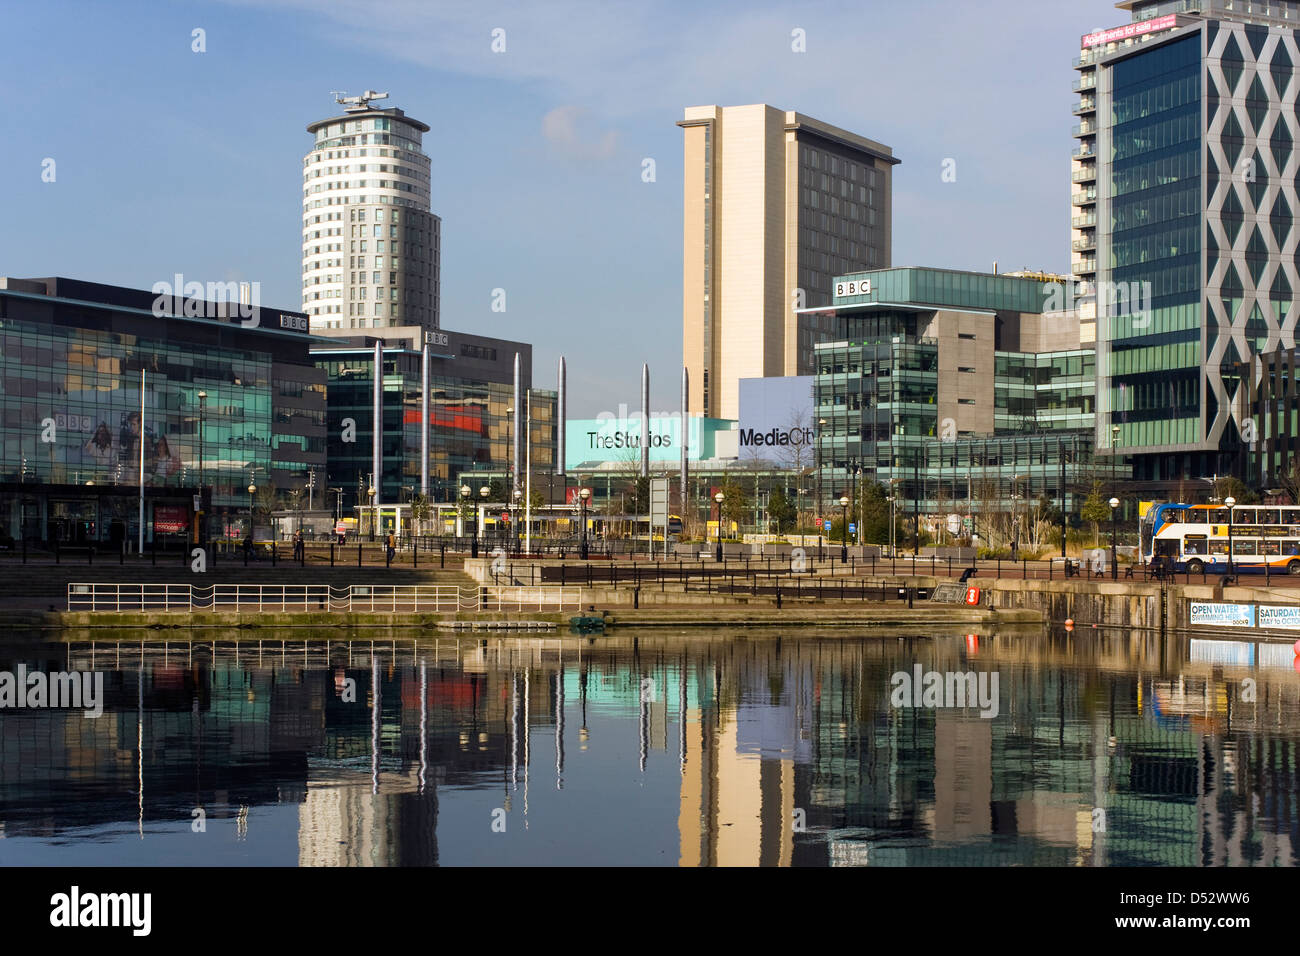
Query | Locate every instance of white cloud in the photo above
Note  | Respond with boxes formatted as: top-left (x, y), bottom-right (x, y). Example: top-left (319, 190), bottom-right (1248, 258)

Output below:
top-left (541, 105), bottom-right (618, 160)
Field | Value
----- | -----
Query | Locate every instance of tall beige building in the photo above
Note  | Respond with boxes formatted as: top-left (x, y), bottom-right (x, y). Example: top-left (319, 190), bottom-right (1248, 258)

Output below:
top-left (679, 104), bottom-right (897, 419)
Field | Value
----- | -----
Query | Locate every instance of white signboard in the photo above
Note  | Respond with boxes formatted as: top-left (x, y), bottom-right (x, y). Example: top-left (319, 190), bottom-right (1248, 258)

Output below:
top-left (1189, 603), bottom-right (1255, 628)
top-left (834, 278), bottom-right (872, 298)
top-left (1257, 605), bottom-right (1300, 630)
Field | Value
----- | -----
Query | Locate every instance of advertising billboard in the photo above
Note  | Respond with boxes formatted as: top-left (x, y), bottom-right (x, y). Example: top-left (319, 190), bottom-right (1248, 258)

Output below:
top-left (736, 377), bottom-right (815, 461)
top-left (564, 415), bottom-right (732, 471)
top-left (1189, 603), bottom-right (1256, 628)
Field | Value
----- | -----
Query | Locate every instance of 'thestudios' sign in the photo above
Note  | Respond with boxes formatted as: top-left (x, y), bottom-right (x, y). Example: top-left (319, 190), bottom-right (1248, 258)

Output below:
top-left (737, 376), bottom-right (816, 456)
top-left (565, 415), bottom-right (731, 471)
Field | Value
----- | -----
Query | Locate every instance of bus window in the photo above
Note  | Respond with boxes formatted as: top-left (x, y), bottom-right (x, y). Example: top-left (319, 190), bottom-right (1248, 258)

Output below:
top-left (1184, 508), bottom-right (1208, 524)
top-left (1184, 537), bottom-right (1204, 555)
top-left (1283, 508), bottom-right (1300, 524)
top-left (1285, 540), bottom-right (1300, 556)
top-left (1210, 540), bottom-right (1229, 555)
top-left (1232, 539), bottom-right (1257, 556)
top-left (1258, 508), bottom-right (1279, 524)
top-left (1210, 508), bottom-right (1229, 525)
top-left (1262, 539), bottom-right (1281, 556)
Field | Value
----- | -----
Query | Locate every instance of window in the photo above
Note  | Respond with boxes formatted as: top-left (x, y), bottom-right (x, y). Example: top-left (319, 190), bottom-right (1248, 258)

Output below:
top-left (959, 333), bottom-right (976, 340)
top-left (958, 366), bottom-right (975, 373)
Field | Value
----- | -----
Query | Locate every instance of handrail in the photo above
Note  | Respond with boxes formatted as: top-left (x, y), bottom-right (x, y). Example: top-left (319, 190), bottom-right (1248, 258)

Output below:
top-left (66, 583), bottom-right (583, 613)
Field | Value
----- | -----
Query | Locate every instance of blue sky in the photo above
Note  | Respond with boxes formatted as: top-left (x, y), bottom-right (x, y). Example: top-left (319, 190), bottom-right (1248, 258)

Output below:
top-left (1, 0), bottom-right (1120, 417)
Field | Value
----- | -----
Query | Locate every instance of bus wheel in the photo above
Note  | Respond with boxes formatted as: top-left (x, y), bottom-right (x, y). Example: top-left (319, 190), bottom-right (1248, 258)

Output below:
top-left (1187, 559), bottom-right (1204, 575)
top-left (1288, 560), bottom-right (1300, 575)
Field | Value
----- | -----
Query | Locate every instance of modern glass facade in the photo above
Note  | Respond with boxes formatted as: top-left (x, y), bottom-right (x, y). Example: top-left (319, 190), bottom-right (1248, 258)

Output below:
top-left (0, 278), bottom-right (324, 545)
top-left (315, 346), bottom-right (556, 515)
top-left (1103, 32), bottom-right (1202, 454)
top-left (1081, 8), bottom-right (1300, 486)
top-left (811, 268), bottom-right (1096, 519)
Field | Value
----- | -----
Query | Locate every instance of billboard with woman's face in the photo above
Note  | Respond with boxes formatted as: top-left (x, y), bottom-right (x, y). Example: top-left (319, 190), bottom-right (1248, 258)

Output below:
top-left (71, 408), bottom-right (185, 487)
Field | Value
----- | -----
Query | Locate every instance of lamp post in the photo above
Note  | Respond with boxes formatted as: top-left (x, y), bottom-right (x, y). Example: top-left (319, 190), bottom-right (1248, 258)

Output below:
top-left (887, 495), bottom-right (896, 556)
top-left (460, 484), bottom-right (473, 557)
top-left (839, 494), bottom-right (850, 563)
top-left (816, 418), bottom-right (827, 524)
top-left (579, 487), bottom-right (591, 560)
top-left (1225, 495), bottom-right (1236, 580)
top-left (714, 491), bottom-right (725, 563)
top-left (247, 482), bottom-right (256, 536)
top-left (1111, 423), bottom-right (1121, 500)
top-left (197, 390), bottom-right (207, 549)
top-left (367, 479), bottom-right (376, 542)
top-left (512, 488), bottom-right (522, 555)
top-left (479, 485), bottom-right (490, 553)
top-left (1109, 496), bottom-right (1119, 580)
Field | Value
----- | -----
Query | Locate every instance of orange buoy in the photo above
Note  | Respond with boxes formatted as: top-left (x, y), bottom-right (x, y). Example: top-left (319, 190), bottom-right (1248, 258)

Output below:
top-left (1294, 639), bottom-right (1300, 656)
top-left (1064, 618), bottom-right (1074, 631)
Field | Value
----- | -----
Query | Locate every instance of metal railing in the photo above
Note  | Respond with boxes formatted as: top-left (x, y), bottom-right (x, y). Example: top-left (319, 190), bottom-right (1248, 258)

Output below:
top-left (67, 583), bottom-right (584, 614)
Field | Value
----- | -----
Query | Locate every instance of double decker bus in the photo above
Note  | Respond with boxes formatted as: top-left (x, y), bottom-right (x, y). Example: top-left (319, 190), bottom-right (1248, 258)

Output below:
top-left (1141, 502), bottom-right (1300, 575)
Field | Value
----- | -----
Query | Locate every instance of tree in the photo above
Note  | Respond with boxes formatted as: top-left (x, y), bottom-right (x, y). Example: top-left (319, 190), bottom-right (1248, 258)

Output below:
top-left (857, 480), bottom-right (893, 545)
top-left (1080, 479), bottom-right (1110, 545)
top-left (767, 486), bottom-right (797, 533)
top-left (409, 492), bottom-right (431, 534)
top-left (1281, 457), bottom-right (1300, 505)
top-left (717, 480), bottom-right (749, 536)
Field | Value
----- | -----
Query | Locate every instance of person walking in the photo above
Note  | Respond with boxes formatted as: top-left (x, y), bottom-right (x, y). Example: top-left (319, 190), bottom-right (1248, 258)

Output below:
top-left (293, 529), bottom-right (304, 561)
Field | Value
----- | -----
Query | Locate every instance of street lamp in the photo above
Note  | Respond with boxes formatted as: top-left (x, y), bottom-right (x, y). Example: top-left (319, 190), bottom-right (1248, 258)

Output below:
top-left (1225, 495), bottom-right (1236, 580)
top-left (1109, 496), bottom-right (1119, 580)
top-left (367, 481), bottom-right (376, 542)
top-left (886, 495), bottom-right (896, 556)
top-left (816, 418), bottom-right (827, 521)
top-left (579, 487), bottom-right (591, 560)
top-left (460, 484), bottom-right (475, 557)
top-left (1111, 423), bottom-right (1121, 502)
top-left (512, 488), bottom-right (522, 555)
top-left (714, 491), bottom-right (725, 562)
top-left (247, 482), bottom-right (256, 536)
top-left (839, 494), bottom-right (850, 563)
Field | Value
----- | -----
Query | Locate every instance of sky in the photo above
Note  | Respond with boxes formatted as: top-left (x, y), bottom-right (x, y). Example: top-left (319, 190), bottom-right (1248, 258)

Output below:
top-left (1, 0), bottom-right (1122, 418)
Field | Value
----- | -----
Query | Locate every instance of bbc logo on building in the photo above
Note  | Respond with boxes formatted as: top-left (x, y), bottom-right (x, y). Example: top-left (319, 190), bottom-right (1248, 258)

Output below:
top-left (834, 279), bottom-right (872, 297)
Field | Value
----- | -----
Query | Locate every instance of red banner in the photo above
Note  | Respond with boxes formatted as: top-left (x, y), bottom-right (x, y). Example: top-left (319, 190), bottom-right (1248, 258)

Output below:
top-left (154, 505), bottom-right (190, 534)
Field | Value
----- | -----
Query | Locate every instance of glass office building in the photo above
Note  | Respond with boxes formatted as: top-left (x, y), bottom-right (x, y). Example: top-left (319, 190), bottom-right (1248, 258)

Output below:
top-left (0, 277), bottom-right (325, 545)
top-left (808, 267), bottom-right (1096, 520)
top-left (1075, 2), bottom-right (1300, 485)
top-left (313, 332), bottom-right (556, 527)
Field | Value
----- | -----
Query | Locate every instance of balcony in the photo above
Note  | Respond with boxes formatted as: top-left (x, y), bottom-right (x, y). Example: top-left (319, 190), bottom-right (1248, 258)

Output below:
top-left (1072, 121), bottom-right (1097, 138)
top-left (1074, 257), bottom-right (1097, 274)
top-left (1073, 52), bottom-right (1100, 68)
top-left (1072, 212), bottom-right (1097, 228)
top-left (1072, 166), bottom-right (1097, 183)
top-left (1072, 145), bottom-right (1096, 159)
top-left (1072, 74), bottom-right (1097, 92)
top-left (1072, 234), bottom-right (1097, 252)
top-left (1072, 190), bottom-right (1097, 206)
top-left (1073, 97), bottom-right (1096, 115)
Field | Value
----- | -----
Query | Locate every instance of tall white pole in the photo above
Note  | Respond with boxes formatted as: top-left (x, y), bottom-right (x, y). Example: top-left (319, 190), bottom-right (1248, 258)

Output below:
top-left (525, 390), bottom-right (532, 555)
top-left (138, 368), bottom-right (146, 555)
top-left (373, 340), bottom-right (382, 535)
top-left (421, 343), bottom-right (430, 498)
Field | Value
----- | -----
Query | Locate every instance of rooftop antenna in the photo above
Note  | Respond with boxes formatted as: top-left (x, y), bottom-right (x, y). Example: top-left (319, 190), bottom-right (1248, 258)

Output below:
top-left (335, 90), bottom-right (390, 112)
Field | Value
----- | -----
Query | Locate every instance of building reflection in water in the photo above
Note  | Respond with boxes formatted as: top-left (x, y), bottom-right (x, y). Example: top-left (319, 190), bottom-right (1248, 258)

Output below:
top-left (0, 629), bottom-right (1296, 866)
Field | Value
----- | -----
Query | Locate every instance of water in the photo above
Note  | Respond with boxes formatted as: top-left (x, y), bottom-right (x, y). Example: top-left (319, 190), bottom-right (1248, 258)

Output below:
top-left (0, 628), bottom-right (1297, 866)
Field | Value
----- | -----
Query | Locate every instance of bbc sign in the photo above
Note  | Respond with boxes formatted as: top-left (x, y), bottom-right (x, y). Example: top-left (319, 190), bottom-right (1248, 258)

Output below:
top-left (834, 278), bottom-right (872, 298)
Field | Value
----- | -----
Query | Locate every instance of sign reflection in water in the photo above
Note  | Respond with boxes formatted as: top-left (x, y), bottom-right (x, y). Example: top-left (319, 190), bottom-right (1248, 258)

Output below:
top-left (0, 631), bottom-right (1297, 866)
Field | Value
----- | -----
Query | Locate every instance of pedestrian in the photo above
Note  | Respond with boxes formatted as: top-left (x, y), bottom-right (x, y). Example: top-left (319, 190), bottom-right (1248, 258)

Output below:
top-left (243, 534), bottom-right (253, 561)
top-left (293, 529), bottom-right (304, 561)
top-left (385, 532), bottom-right (396, 564)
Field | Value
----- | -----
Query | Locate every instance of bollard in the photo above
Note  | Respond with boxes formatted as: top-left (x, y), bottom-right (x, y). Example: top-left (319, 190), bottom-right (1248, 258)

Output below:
top-left (440, 543), bottom-right (445, 569)
top-left (330, 543), bottom-right (335, 567)
top-left (776, 586), bottom-right (782, 609)
top-left (413, 540), bottom-right (418, 569)
top-left (634, 588), bottom-right (640, 609)
top-left (272, 543), bottom-right (277, 567)
top-left (907, 587), bottom-right (914, 609)
top-left (358, 543), bottom-right (363, 568)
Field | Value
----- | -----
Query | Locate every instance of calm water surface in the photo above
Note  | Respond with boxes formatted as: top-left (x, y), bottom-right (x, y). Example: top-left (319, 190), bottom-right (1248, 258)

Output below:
top-left (0, 627), bottom-right (1297, 866)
